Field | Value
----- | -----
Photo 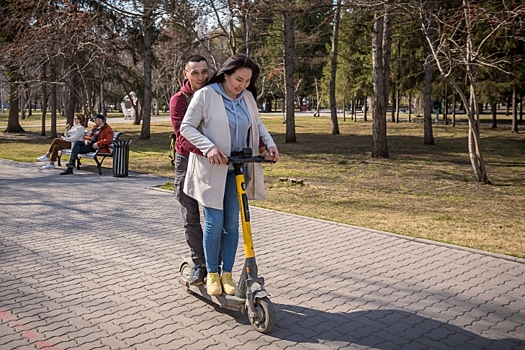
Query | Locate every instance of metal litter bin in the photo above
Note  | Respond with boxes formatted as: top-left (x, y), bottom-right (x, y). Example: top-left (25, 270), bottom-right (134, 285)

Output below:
top-left (112, 139), bottom-right (132, 177)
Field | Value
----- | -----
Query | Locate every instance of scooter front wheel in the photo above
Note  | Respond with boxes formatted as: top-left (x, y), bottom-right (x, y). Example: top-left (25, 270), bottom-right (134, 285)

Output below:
top-left (249, 297), bottom-right (275, 333)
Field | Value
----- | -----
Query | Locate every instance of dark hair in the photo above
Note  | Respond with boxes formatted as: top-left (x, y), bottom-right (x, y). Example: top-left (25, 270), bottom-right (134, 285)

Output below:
top-left (185, 55), bottom-right (207, 66)
top-left (74, 113), bottom-right (85, 123)
top-left (207, 54), bottom-right (260, 99)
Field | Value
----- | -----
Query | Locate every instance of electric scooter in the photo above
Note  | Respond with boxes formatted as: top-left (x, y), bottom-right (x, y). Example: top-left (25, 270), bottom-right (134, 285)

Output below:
top-left (179, 148), bottom-right (276, 333)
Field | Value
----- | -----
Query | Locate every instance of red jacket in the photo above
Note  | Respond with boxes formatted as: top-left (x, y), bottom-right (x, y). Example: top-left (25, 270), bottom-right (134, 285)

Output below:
top-left (170, 80), bottom-right (203, 157)
top-left (85, 123), bottom-right (114, 154)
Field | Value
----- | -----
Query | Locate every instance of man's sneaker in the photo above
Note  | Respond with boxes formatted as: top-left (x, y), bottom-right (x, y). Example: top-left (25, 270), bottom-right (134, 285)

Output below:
top-left (37, 154), bottom-right (50, 162)
top-left (221, 272), bottom-right (236, 295)
top-left (206, 273), bottom-right (222, 296)
top-left (41, 163), bottom-right (55, 169)
top-left (188, 265), bottom-right (206, 286)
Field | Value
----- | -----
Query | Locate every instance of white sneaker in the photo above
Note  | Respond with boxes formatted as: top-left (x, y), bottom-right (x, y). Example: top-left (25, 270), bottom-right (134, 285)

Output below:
top-left (41, 163), bottom-right (55, 169)
top-left (37, 154), bottom-right (50, 162)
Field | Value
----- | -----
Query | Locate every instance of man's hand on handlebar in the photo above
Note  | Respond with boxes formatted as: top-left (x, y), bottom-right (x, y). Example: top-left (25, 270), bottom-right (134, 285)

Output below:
top-left (265, 146), bottom-right (279, 162)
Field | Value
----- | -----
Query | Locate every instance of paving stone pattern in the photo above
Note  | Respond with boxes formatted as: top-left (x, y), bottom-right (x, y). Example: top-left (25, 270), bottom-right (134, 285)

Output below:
top-left (1, 158), bottom-right (524, 350)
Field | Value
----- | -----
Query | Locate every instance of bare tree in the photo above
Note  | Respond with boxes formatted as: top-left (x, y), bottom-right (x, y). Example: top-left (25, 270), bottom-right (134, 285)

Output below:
top-left (140, 0), bottom-right (156, 139)
top-left (1, 0), bottom-right (123, 136)
top-left (415, 0), bottom-right (525, 183)
top-left (283, 1), bottom-right (296, 143)
top-left (4, 68), bottom-right (24, 133)
top-left (208, 0), bottom-right (238, 54)
top-left (40, 63), bottom-right (48, 136)
top-left (422, 0), bottom-right (435, 145)
top-left (511, 83), bottom-right (518, 133)
top-left (371, 0), bottom-right (393, 158)
top-left (201, 0), bottom-right (254, 55)
top-left (49, 60), bottom-right (58, 139)
top-left (329, 0), bottom-right (342, 135)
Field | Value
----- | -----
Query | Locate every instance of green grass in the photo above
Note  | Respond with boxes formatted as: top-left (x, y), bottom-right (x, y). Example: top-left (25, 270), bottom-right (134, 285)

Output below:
top-left (2, 111), bottom-right (525, 258)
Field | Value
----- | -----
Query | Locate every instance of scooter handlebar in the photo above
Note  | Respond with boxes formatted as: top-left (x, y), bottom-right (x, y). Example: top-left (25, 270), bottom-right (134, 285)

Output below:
top-left (227, 155), bottom-right (276, 165)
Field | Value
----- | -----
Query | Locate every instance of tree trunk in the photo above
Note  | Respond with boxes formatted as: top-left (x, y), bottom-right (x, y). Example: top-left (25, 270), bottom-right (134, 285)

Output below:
top-left (329, 0), bottom-right (341, 135)
top-left (5, 78), bottom-right (24, 133)
top-left (395, 38), bottom-right (401, 124)
top-left (140, 2), bottom-right (154, 140)
top-left (371, 2), bottom-right (391, 158)
top-left (423, 0), bottom-right (435, 144)
top-left (314, 77), bottom-right (321, 117)
top-left (396, 84), bottom-right (401, 123)
top-left (21, 90), bottom-right (26, 120)
top-left (0, 84), bottom-right (4, 113)
top-left (50, 61), bottom-right (58, 139)
top-left (511, 84), bottom-right (518, 133)
top-left (99, 74), bottom-right (105, 116)
top-left (283, 4), bottom-right (296, 143)
top-left (41, 62), bottom-right (48, 136)
top-left (77, 66), bottom-right (95, 118)
top-left (352, 97), bottom-right (356, 121)
top-left (452, 93), bottom-right (456, 127)
top-left (462, 0), bottom-right (489, 183)
top-left (66, 75), bottom-right (77, 126)
top-left (29, 92), bottom-right (34, 117)
top-left (383, 0), bottom-right (393, 113)
top-left (408, 91), bottom-right (412, 122)
top-left (242, 0), bottom-right (251, 55)
top-left (444, 84), bottom-right (448, 125)
top-left (520, 93), bottom-right (523, 122)
top-left (343, 97), bottom-right (346, 121)
top-left (363, 96), bottom-right (368, 122)
top-left (491, 103), bottom-right (497, 128)
top-left (467, 84), bottom-right (489, 184)
top-left (391, 85), bottom-right (396, 122)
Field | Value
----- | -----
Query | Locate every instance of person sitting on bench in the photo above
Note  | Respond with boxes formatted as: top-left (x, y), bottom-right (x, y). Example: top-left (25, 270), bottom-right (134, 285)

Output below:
top-left (60, 114), bottom-right (114, 175)
top-left (37, 112), bottom-right (87, 169)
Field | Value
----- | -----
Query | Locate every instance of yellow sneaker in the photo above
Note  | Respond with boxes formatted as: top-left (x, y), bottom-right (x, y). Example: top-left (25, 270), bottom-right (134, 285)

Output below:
top-left (221, 272), bottom-right (237, 295)
top-left (206, 273), bottom-right (222, 296)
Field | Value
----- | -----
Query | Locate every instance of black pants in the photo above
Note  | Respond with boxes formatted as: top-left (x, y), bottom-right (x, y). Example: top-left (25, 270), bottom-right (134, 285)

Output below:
top-left (69, 141), bottom-right (95, 164)
top-left (175, 153), bottom-right (205, 266)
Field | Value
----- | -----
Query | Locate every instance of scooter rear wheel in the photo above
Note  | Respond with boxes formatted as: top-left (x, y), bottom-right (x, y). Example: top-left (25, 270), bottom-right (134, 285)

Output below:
top-left (250, 297), bottom-right (275, 333)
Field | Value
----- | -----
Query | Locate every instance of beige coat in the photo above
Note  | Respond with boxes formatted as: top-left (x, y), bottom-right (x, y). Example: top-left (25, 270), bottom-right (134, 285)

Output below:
top-left (180, 86), bottom-right (276, 210)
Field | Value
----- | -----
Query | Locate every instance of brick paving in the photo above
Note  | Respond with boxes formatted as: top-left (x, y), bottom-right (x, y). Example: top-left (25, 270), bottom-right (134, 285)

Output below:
top-left (1, 158), bottom-right (524, 350)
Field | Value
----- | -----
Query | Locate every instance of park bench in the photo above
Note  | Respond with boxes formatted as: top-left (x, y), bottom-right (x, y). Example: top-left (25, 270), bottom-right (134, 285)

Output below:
top-left (57, 131), bottom-right (123, 175)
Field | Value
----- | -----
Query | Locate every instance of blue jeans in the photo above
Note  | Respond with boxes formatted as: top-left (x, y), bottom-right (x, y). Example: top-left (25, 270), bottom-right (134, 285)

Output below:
top-left (69, 140), bottom-right (95, 165)
top-left (203, 170), bottom-right (239, 274)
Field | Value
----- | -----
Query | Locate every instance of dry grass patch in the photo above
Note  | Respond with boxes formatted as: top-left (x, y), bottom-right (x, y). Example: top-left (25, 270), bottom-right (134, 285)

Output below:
top-left (257, 117), bottom-right (525, 258)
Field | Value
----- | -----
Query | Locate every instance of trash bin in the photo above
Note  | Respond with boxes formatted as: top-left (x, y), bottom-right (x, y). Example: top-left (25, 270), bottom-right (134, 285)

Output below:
top-left (112, 139), bottom-right (132, 177)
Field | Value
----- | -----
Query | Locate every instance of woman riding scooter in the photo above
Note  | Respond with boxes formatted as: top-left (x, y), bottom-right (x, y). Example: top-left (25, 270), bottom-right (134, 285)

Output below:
top-left (180, 54), bottom-right (279, 296)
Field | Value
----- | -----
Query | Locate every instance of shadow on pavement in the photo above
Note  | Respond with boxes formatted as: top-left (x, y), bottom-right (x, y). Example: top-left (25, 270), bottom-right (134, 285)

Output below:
top-left (266, 304), bottom-right (524, 350)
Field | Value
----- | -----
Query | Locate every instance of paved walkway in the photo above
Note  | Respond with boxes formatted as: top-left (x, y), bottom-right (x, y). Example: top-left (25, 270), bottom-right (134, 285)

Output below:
top-left (0, 158), bottom-right (524, 350)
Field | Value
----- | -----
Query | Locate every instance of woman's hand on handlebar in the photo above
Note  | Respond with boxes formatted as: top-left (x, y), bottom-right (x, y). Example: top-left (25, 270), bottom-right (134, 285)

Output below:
top-left (265, 146), bottom-right (279, 162)
top-left (207, 147), bottom-right (228, 165)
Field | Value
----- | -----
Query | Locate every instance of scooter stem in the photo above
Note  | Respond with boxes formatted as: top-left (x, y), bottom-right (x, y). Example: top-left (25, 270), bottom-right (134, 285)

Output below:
top-left (233, 162), bottom-right (256, 259)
